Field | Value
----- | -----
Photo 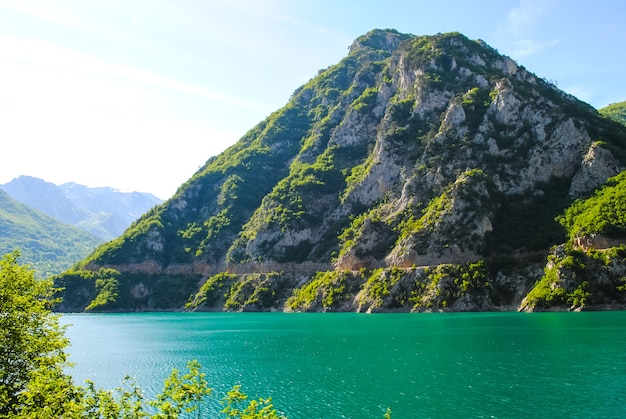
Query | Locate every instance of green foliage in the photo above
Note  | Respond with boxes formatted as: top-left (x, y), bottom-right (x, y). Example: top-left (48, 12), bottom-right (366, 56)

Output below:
top-left (221, 385), bottom-right (285, 419)
top-left (54, 268), bottom-right (124, 312)
top-left (223, 273), bottom-right (284, 311)
top-left (85, 277), bottom-right (121, 312)
top-left (389, 96), bottom-right (415, 125)
top-left (0, 191), bottom-right (101, 277)
top-left (228, 146), bottom-right (346, 263)
top-left (399, 171), bottom-right (491, 241)
top-left (82, 218), bottom-right (166, 267)
top-left (461, 87), bottom-right (491, 132)
top-left (523, 244), bottom-right (626, 310)
top-left (342, 153), bottom-right (377, 202)
top-left (150, 360), bottom-right (212, 419)
top-left (403, 36), bottom-right (441, 70)
top-left (599, 101), bottom-right (626, 126)
top-left (186, 272), bottom-right (236, 309)
top-left (454, 260), bottom-right (491, 294)
top-left (287, 271), bottom-right (355, 311)
top-left (0, 250), bottom-right (68, 416)
top-left (337, 210), bottom-right (391, 260)
top-left (360, 267), bottom-right (407, 310)
top-left (523, 251), bottom-right (578, 309)
top-left (558, 171), bottom-right (626, 239)
top-left (523, 270), bottom-right (567, 309)
top-left (54, 269), bottom-right (202, 312)
top-left (411, 261), bottom-right (492, 311)
top-left (1, 252), bottom-right (291, 418)
top-left (400, 192), bottom-right (451, 239)
top-left (567, 281), bottom-right (591, 308)
top-left (352, 87), bottom-right (379, 113)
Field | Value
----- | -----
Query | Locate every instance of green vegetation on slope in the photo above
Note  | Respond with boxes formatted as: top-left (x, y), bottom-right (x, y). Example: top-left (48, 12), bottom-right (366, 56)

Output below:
top-left (53, 30), bottom-right (626, 313)
top-left (558, 171), bottom-right (626, 240)
top-left (522, 172), bottom-right (626, 311)
top-left (54, 267), bottom-right (202, 312)
top-left (521, 244), bottom-right (626, 311)
top-left (600, 101), bottom-right (626, 126)
top-left (0, 190), bottom-right (101, 277)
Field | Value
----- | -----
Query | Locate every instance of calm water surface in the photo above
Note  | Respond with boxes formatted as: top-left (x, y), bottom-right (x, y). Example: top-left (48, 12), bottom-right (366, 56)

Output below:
top-left (61, 311), bottom-right (626, 418)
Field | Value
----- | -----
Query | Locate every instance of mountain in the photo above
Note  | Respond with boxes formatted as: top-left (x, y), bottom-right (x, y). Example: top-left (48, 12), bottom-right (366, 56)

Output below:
top-left (0, 189), bottom-right (101, 277)
top-left (600, 101), bottom-right (626, 126)
top-left (54, 30), bottom-right (626, 313)
top-left (1, 176), bottom-right (163, 241)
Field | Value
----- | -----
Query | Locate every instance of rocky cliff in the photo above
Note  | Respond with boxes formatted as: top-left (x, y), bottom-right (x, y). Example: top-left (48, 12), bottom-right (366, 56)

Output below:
top-left (53, 30), bottom-right (626, 312)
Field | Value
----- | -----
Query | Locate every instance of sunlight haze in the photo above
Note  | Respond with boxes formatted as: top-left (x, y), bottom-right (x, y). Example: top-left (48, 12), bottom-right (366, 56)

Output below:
top-left (0, 0), bottom-right (624, 199)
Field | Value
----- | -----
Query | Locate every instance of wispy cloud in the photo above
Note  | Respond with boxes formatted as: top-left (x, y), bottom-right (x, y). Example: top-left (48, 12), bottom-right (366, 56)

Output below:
top-left (563, 83), bottom-right (595, 105)
top-left (510, 38), bottom-right (560, 58)
top-left (506, 0), bottom-right (555, 37)
top-left (0, 35), bottom-right (270, 114)
top-left (501, 0), bottom-right (559, 58)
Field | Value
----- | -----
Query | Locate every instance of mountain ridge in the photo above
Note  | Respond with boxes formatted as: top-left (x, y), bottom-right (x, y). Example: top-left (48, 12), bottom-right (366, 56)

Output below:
top-left (1, 176), bottom-right (163, 241)
top-left (53, 29), bottom-right (626, 312)
top-left (0, 189), bottom-right (101, 277)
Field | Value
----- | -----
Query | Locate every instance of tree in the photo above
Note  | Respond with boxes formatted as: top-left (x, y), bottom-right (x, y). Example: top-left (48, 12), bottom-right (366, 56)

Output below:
top-left (0, 250), bottom-right (283, 418)
top-left (0, 250), bottom-right (69, 416)
top-left (0, 251), bottom-right (387, 418)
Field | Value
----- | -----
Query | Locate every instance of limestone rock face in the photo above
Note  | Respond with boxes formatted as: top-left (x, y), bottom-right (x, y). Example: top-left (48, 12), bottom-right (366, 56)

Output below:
top-left (56, 30), bottom-right (626, 312)
top-left (569, 142), bottom-right (624, 196)
top-left (382, 170), bottom-right (493, 269)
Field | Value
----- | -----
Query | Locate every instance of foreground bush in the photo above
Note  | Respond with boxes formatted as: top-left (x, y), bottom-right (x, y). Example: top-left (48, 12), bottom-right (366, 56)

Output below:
top-left (0, 251), bottom-right (284, 419)
top-left (1, 251), bottom-right (392, 418)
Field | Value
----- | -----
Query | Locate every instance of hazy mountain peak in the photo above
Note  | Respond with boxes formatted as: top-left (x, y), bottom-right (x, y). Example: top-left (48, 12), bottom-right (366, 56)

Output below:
top-left (1, 176), bottom-right (163, 241)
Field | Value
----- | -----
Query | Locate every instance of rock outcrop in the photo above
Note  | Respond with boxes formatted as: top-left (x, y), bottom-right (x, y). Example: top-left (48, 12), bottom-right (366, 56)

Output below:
top-left (54, 30), bottom-right (626, 312)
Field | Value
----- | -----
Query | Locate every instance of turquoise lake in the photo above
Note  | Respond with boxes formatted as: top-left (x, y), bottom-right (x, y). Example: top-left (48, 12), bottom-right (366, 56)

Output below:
top-left (61, 311), bottom-right (626, 418)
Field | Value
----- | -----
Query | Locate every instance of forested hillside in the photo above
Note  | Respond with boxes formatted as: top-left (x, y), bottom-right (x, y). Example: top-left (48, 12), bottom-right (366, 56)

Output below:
top-left (53, 30), bottom-right (626, 312)
top-left (0, 190), bottom-right (101, 277)
top-left (600, 101), bottom-right (626, 126)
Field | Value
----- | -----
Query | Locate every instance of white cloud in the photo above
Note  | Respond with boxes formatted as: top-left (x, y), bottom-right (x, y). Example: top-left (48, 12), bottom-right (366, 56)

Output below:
top-left (510, 38), bottom-right (560, 58)
top-left (506, 0), bottom-right (555, 37)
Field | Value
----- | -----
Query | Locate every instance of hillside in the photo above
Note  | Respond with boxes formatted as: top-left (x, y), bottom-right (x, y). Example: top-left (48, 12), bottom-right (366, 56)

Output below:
top-left (600, 101), bottom-right (626, 126)
top-left (0, 189), bottom-right (101, 277)
top-left (1, 176), bottom-right (163, 241)
top-left (54, 30), bottom-right (626, 312)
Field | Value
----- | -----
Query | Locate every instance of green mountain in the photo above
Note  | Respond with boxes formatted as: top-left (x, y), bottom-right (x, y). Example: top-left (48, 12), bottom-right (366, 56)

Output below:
top-left (0, 189), bottom-right (102, 277)
top-left (54, 30), bottom-right (626, 312)
top-left (600, 101), bottom-right (626, 126)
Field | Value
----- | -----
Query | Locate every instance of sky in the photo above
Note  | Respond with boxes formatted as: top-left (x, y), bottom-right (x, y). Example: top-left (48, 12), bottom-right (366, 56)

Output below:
top-left (1, 0), bottom-right (625, 200)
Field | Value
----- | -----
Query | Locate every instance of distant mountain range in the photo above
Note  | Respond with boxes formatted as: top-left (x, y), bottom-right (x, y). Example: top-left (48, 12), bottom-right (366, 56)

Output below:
top-left (1, 176), bottom-right (162, 241)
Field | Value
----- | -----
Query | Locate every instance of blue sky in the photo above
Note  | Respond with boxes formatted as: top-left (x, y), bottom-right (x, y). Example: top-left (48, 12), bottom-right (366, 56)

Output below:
top-left (1, 0), bottom-right (624, 199)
